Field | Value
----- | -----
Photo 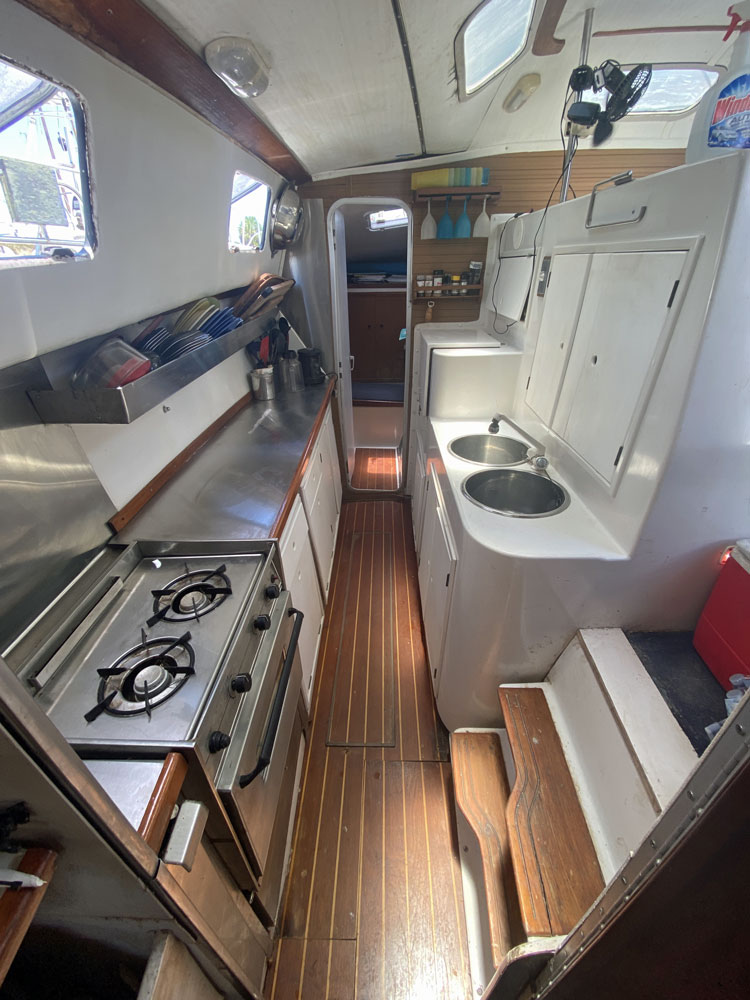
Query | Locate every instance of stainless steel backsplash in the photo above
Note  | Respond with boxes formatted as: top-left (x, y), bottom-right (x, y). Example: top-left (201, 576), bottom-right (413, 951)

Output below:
top-left (0, 358), bottom-right (115, 657)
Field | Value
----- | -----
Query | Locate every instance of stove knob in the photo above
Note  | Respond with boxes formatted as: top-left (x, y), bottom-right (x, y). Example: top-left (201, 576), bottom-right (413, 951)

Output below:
top-left (253, 614), bottom-right (272, 631)
top-left (265, 583), bottom-right (281, 600)
top-left (209, 730), bottom-right (231, 754)
top-left (231, 673), bottom-right (252, 694)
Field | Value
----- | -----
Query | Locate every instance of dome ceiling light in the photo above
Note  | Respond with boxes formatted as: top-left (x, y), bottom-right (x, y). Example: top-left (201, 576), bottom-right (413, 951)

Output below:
top-left (502, 72), bottom-right (542, 112)
top-left (204, 37), bottom-right (270, 99)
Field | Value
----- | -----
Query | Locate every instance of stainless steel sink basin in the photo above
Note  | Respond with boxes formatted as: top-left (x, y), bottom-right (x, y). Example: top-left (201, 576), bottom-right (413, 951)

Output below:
top-left (448, 434), bottom-right (530, 466)
top-left (462, 469), bottom-right (570, 517)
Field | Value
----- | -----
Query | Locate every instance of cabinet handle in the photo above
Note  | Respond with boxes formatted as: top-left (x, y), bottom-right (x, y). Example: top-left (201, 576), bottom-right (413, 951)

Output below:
top-left (238, 608), bottom-right (304, 788)
top-left (162, 801), bottom-right (208, 871)
top-left (585, 171), bottom-right (647, 230)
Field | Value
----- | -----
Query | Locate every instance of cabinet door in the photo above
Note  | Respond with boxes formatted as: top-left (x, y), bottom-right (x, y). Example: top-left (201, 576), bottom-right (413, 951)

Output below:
top-left (526, 253), bottom-right (591, 426)
top-left (417, 469), bottom-right (457, 691)
top-left (303, 471), bottom-right (338, 599)
top-left (322, 409), bottom-right (342, 513)
top-left (412, 439), bottom-right (428, 558)
top-left (280, 497), bottom-right (325, 709)
top-left (553, 250), bottom-right (687, 483)
top-left (417, 474), bottom-right (437, 612)
top-left (422, 503), bottom-right (457, 693)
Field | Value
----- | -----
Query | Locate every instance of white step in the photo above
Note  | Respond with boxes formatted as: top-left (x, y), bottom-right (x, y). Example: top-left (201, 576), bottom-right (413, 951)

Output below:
top-left (536, 629), bottom-right (698, 880)
top-left (577, 629), bottom-right (698, 807)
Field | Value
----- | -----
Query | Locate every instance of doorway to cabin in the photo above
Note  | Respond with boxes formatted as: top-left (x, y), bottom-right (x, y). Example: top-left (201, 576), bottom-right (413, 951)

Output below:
top-left (328, 198), bottom-right (412, 492)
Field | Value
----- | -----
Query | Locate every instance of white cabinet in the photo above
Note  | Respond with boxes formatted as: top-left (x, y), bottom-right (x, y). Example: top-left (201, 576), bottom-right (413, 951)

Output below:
top-left (279, 495), bottom-right (325, 709)
top-left (300, 403), bottom-right (340, 599)
top-left (526, 253), bottom-right (592, 426)
top-left (321, 408), bottom-right (342, 513)
top-left (553, 250), bottom-right (687, 483)
top-left (412, 434), bottom-right (428, 557)
top-left (417, 468), bottom-right (457, 693)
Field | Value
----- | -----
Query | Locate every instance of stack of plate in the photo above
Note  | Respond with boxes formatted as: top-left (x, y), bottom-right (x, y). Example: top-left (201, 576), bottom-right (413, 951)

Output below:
top-left (173, 297), bottom-right (220, 334)
top-left (134, 326), bottom-right (170, 353)
top-left (159, 332), bottom-right (214, 362)
top-left (200, 307), bottom-right (244, 337)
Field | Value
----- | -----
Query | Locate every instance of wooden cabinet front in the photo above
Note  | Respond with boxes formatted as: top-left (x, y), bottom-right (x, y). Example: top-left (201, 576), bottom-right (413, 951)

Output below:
top-left (347, 290), bottom-right (406, 382)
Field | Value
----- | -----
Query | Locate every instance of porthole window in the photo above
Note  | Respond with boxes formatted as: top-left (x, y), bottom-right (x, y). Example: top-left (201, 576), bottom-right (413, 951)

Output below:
top-left (0, 57), bottom-right (95, 265)
top-left (367, 208), bottom-right (408, 231)
top-left (581, 66), bottom-right (719, 116)
top-left (456, 0), bottom-right (536, 99)
top-left (228, 170), bottom-right (271, 252)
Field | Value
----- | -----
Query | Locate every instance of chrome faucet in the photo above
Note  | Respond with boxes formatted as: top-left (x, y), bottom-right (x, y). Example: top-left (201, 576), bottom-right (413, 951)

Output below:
top-left (488, 413), bottom-right (546, 460)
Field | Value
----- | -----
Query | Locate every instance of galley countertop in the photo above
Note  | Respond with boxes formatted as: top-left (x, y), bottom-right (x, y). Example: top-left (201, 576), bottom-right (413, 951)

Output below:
top-left (430, 417), bottom-right (627, 561)
top-left (117, 381), bottom-right (333, 544)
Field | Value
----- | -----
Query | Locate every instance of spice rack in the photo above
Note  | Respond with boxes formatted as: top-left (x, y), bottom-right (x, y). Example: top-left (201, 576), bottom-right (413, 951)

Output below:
top-left (411, 279), bottom-right (483, 304)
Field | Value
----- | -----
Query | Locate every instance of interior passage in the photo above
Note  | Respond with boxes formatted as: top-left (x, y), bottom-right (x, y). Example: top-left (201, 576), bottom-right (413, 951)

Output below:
top-left (267, 500), bottom-right (470, 1000)
top-left (351, 449), bottom-right (401, 491)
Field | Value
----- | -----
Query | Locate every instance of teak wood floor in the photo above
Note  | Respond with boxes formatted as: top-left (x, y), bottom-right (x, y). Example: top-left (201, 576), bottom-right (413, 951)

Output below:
top-left (267, 500), bottom-right (471, 1000)
top-left (351, 449), bottom-right (400, 491)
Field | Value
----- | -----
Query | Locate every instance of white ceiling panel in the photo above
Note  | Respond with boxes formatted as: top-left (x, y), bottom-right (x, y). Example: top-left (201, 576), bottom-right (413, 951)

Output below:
top-left (140, 0), bottom-right (735, 176)
top-left (469, 0), bottom-right (733, 156)
top-left (141, 0), bottom-right (421, 174)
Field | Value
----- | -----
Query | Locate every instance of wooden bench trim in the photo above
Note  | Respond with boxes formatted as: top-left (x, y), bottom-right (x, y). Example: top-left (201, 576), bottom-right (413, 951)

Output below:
top-left (451, 732), bottom-right (525, 965)
top-left (499, 687), bottom-right (604, 937)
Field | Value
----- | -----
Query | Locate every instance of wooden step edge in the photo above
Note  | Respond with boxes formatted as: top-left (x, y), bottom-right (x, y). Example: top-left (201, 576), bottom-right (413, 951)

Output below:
top-left (0, 847), bottom-right (58, 987)
top-left (498, 686), bottom-right (605, 938)
top-left (486, 937), bottom-right (567, 1000)
top-left (577, 629), bottom-right (699, 809)
top-left (451, 731), bottom-right (525, 967)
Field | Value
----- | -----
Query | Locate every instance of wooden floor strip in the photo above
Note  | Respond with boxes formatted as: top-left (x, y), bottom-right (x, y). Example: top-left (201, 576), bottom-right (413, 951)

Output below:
top-left (326, 530), bottom-right (396, 748)
top-left (352, 449), bottom-right (400, 490)
top-left (269, 500), bottom-right (463, 1000)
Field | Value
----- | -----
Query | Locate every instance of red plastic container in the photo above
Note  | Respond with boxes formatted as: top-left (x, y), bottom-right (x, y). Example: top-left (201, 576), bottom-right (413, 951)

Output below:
top-left (693, 541), bottom-right (750, 690)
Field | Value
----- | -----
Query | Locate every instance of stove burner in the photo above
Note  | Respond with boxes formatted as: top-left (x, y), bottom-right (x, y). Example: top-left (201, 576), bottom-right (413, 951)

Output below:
top-left (84, 633), bottom-right (195, 722)
top-left (148, 564), bottom-right (232, 626)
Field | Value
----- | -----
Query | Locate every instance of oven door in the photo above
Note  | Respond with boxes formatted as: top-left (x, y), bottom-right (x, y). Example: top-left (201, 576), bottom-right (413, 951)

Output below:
top-left (215, 591), bottom-right (303, 880)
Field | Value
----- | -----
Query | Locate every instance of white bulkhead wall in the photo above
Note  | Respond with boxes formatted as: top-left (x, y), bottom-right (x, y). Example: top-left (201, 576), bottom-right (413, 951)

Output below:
top-left (0, 0), bottom-right (284, 370)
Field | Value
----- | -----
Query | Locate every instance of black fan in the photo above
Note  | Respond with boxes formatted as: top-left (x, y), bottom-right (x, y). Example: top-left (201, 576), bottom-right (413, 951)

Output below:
top-left (567, 59), bottom-right (652, 145)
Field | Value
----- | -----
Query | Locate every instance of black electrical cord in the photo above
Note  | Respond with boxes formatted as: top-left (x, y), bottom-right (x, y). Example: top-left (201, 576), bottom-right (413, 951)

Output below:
top-left (490, 255), bottom-right (516, 337)
top-left (529, 165), bottom-right (568, 296)
top-left (560, 84), bottom-right (578, 200)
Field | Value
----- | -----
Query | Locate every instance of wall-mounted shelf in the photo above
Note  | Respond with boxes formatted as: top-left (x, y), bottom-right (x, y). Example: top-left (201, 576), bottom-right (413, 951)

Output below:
top-left (413, 187), bottom-right (501, 202)
top-left (412, 285), bottom-right (483, 304)
top-left (418, 236), bottom-right (489, 244)
top-left (28, 312), bottom-right (274, 425)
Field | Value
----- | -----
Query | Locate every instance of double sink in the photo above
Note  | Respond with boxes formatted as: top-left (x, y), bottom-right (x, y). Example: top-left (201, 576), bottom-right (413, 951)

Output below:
top-left (448, 433), bottom-right (569, 518)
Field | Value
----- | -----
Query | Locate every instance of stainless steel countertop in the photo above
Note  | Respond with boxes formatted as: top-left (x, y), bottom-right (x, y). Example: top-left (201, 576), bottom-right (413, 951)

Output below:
top-left (82, 758), bottom-right (165, 832)
top-left (118, 383), bottom-right (330, 543)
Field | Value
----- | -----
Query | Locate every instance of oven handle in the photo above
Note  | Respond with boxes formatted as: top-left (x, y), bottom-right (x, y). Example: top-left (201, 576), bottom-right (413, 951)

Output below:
top-left (238, 608), bottom-right (304, 788)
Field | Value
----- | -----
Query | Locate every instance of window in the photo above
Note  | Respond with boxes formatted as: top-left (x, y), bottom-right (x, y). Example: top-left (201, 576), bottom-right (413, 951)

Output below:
top-left (581, 66), bottom-right (719, 116)
top-left (0, 58), bottom-right (94, 264)
top-left (367, 208), bottom-right (408, 231)
top-left (228, 170), bottom-right (270, 252)
top-left (456, 0), bottom-right (536, 98)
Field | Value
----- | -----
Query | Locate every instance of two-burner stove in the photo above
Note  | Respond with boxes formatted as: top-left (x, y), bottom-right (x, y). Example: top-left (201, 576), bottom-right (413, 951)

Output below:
top-left (41, 547), bottom-right (281, 767)
top-left (29, 538), bottom-right (306, 914)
